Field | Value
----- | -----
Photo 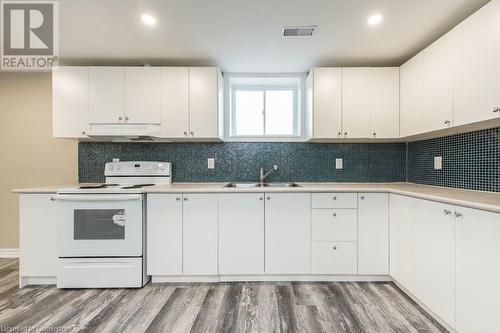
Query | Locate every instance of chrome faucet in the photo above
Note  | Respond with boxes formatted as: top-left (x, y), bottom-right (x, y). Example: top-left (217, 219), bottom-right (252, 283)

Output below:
top-left (260, 165), bottom-right (279, 183)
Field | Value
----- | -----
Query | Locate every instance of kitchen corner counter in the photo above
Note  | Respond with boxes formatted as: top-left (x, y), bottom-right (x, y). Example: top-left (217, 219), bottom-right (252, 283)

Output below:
top-left (145, 182), bottom-right (500, 213)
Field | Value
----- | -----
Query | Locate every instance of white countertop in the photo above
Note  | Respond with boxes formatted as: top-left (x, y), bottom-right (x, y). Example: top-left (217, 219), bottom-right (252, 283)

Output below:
top-left (13, 182), bottom-right (500, 213)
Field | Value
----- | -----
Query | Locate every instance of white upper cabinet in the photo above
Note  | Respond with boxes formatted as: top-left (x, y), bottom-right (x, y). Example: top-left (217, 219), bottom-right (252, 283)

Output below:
top-left (89, 67), bottom-right (125, 124)
top-left (189, 67), bottom-right (221, 138)
top-left (124, 67), bottom-right (161, 123)
top-left (52, 67), bottom-right (89, 138)
top-left (161, 67), bottom-right (189, 138)
top-left (160, 67), bottom-right (222, 139)
top-left (309, 68), bottom-right (343, 139)
top-left (453, 0), bottom-right (500, 126)
top-left (456, 206), bottom-right (500, 333)
top-left (342, 68), bottom-right (371, 138)
top-left (400, 53), bottom-right (424, 137)
top-left (370, 68), bottom-right (400, 138)
top-left (422, 34), bottom-right (455, 132)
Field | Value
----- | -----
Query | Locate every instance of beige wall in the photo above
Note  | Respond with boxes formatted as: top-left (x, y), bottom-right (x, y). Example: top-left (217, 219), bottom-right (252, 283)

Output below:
top-left (0, 72), bottom-right (78, 249)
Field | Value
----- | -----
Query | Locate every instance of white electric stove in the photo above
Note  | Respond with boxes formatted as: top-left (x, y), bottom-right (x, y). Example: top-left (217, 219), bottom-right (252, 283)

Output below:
top-left (55, 161), bottom-right (171, 289)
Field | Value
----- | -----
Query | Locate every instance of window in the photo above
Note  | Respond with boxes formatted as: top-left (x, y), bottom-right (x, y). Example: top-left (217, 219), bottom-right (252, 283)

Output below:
top-left (225, 75), bottom-right (304, 140)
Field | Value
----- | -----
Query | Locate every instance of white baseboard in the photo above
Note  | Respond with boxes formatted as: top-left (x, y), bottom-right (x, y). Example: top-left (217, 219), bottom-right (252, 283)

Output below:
top-left (0, 248), bottom-right (19, 258)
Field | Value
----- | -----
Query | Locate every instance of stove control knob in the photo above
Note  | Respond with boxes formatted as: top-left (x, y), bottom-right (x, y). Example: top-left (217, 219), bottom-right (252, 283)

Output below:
top-left (159, 164), bottom-right (166, 171)
top-left (108, 165), bottom-right (114, 171)
top-left (152, 165), bottom-right (159, 170)
top-left (115, 165), bottom-right (121, 171)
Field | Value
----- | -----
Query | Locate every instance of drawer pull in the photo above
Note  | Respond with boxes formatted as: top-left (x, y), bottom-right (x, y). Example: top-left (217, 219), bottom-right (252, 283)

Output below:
top-left (332, 212), bottom-right (337, 217)
top-left (332, 246), bottom-right (337, 250)
top-left (332, 196), bottom-right (337, 201)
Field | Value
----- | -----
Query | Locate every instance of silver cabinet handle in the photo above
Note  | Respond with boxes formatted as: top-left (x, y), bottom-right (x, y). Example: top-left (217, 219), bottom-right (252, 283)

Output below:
top-left (190, 131), bottom-right (194, 136)
top-left (118, 116), bottom-right (123, 121)
top-left (493, 107), bottom-right (500, 113)
top-left (455, 212), bottom-right (463, 218)
top-left (360, 195), bottom-right (365, 200)
top-left (266, 196), bottom-right (271, 200)
top-left (372, 132), bottom-right (376, 137)
top-left (50, 197), bottom-right (56, 201)
top-left (82, 131), bottom-right (86, 135)
top-left (344, 132), bottom-right (347, 137)
top-left (183, 197), bottom-right (188, 201)
top-left (259, 197), bottom-right (263, 201)
top-left (176, 197), bottom-right (181, 201)
top-left (332, 212), bottom-right (337, 217)
top-left (444, 209), bottom-right (452, 215)
top-left (184, 131), bottom-right (188, 135)
top-left (125, 116), bottom-right (129, 121)
top-left (337, 131), bottom-right (342, 137)
top-left (444, 120), bottom-right (451, 125)
top-left (332, 246), bottom-right (337, 250)
top-left (332, 196), bottom-right (337, 200)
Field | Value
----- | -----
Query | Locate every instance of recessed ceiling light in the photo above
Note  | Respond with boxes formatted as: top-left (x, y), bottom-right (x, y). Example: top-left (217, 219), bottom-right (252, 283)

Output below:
top-left (367, 13), bottom-right (383, 26)
top-left (141, 14), bottom-right (157, 26)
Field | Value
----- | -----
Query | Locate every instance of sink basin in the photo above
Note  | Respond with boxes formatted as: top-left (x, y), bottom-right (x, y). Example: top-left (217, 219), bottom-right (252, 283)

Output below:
top-left (263, 182), bottom-right (301, 188)
top-left (224, 182), bottom-right (301, 188)
top-left (224, 183), bottom-right (262, 188)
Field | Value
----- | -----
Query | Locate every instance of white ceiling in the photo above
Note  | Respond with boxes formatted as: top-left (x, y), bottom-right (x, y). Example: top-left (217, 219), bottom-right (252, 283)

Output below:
top-left (59, 0), bottom-right (491, 72)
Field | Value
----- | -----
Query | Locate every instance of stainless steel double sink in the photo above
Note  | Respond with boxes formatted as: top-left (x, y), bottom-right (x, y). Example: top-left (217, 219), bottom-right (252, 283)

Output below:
top-left (224, 182), bottom-right (301, 188)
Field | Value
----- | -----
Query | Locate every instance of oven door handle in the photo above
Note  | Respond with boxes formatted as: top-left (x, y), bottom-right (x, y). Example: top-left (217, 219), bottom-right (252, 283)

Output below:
top-left (53, 194), bottom-right (142, 202)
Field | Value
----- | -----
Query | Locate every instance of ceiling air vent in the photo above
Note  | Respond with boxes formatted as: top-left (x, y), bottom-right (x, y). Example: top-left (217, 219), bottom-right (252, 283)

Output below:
top-left (283, 25), bottom-right (317, 37)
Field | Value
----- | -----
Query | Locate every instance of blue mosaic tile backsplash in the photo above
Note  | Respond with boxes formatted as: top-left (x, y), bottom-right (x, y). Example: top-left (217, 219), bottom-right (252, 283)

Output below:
top-left (407, 127), bottom-right (500, 192)
top-left (79, 142), bottom-right (407, 183)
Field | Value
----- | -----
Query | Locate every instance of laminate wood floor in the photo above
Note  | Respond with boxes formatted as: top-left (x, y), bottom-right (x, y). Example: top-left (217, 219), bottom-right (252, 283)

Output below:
top-left (0, 259), bottom-right (448, 333)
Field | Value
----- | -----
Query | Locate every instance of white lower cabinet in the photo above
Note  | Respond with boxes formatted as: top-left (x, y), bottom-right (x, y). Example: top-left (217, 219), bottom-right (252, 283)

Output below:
top-left (19, 194), bottom-right (58, 279)
top-left (358, 193), bottom-right (389, 275)
top-left (265, 193), bottom-right (311, 274)
top-left (147, 194), bottom-right (183, 276)
top-left (456, 206), bottom-right (500, 333)
top-left (312, 242), bottom-right (357, 274)
top-left (413, 199), bottom-right (456, 327)
top-left (311, 209), bottom-right (357, 242)
top-left (389, 194), bottom-right (414, 292)
top-left (218, 193), bottom-right (265, 275)
top-left (182, 194), bottom-right (218, 275)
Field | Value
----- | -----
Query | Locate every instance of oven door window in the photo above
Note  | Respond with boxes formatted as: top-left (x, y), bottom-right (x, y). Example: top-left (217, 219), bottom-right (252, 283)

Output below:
top-left (74, 209), bottom-right (126, 240)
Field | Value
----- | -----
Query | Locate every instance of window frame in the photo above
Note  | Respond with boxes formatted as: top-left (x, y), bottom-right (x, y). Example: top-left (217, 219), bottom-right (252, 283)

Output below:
top-left (224, 73), bottom-right (307, 142)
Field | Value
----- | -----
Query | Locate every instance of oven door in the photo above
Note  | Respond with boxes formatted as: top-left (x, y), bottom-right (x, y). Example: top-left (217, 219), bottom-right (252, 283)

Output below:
top-left (55, 194), bottom-right (143, 257)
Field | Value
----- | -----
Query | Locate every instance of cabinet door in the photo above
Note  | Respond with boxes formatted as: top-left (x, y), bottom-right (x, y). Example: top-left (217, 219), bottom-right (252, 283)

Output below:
top-left (456, 207), bottom-right (500, 333)
top-left (400, 54), bottom-right (424, 137)
top-left (370, 68), bottom-right (399, 138)
top-left (183, 194), bottom-right (218, 275)
top-left (311, 209), bottom-right (357, 242)
top-left (453, 0), bottom-right (500, 126)
top-left (52, 67), bottom-right (89, 138)
top-left (413, 199), bottom-right (455, 327)
top-left (160, 67), bottom-right (189, 138)
top-left (19, 194), bottom-right (57, 277)
top-left (312, 68), bottom-right (342, 138)
top-left (189, 67), bottom-right (219, 138)
top-left (389, 194), bottom-right (414, 292)
top-left (265, 193), bottom-right (310, 274)
top-left (312, 242), bottom-right (357, 275)
top-left (89, 67), bottom-right (124, 123)
top-left (124, 67), bottom-right (161, 124)
top-left (358, 193), bottom-right (389, 275)
top-left (218, 193), bottom-right (264, 275)
top-left (146, 194), bottom-right (183, 276)
top-left (342, 68), bottom-right (370, 138)
top-left (422, 35), bottom-right (454, 132)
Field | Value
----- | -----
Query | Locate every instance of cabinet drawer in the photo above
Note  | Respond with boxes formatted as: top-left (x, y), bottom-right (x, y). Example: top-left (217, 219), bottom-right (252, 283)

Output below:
top-left (311, 209), bottom-right (357, 241)
top-left (311, 193), bottom-right (358, 209)
top-left (312, 242), bottom-right (358, 275)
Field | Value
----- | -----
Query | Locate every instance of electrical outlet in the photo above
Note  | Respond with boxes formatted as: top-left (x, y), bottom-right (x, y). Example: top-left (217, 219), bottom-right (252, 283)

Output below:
top-left (434, 156), bottom-right (443, 170)
top-left (335, 158), bottom-right (343, 169)
top-left (207, 158), bottom-right (215, 169)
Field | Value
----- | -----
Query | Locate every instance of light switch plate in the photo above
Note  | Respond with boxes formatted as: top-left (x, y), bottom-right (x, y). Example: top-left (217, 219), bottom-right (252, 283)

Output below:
top-left (434, 156), bottom-right (443, 170)
top-left (335, 158), bottom-right (343, 169)
top-left (207, 158), bottom-right (215, 169)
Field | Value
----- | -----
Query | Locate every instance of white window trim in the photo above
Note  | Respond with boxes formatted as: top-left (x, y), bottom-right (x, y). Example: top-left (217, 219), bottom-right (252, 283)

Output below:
top-left (224, 73), bottom-right (307, 142)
